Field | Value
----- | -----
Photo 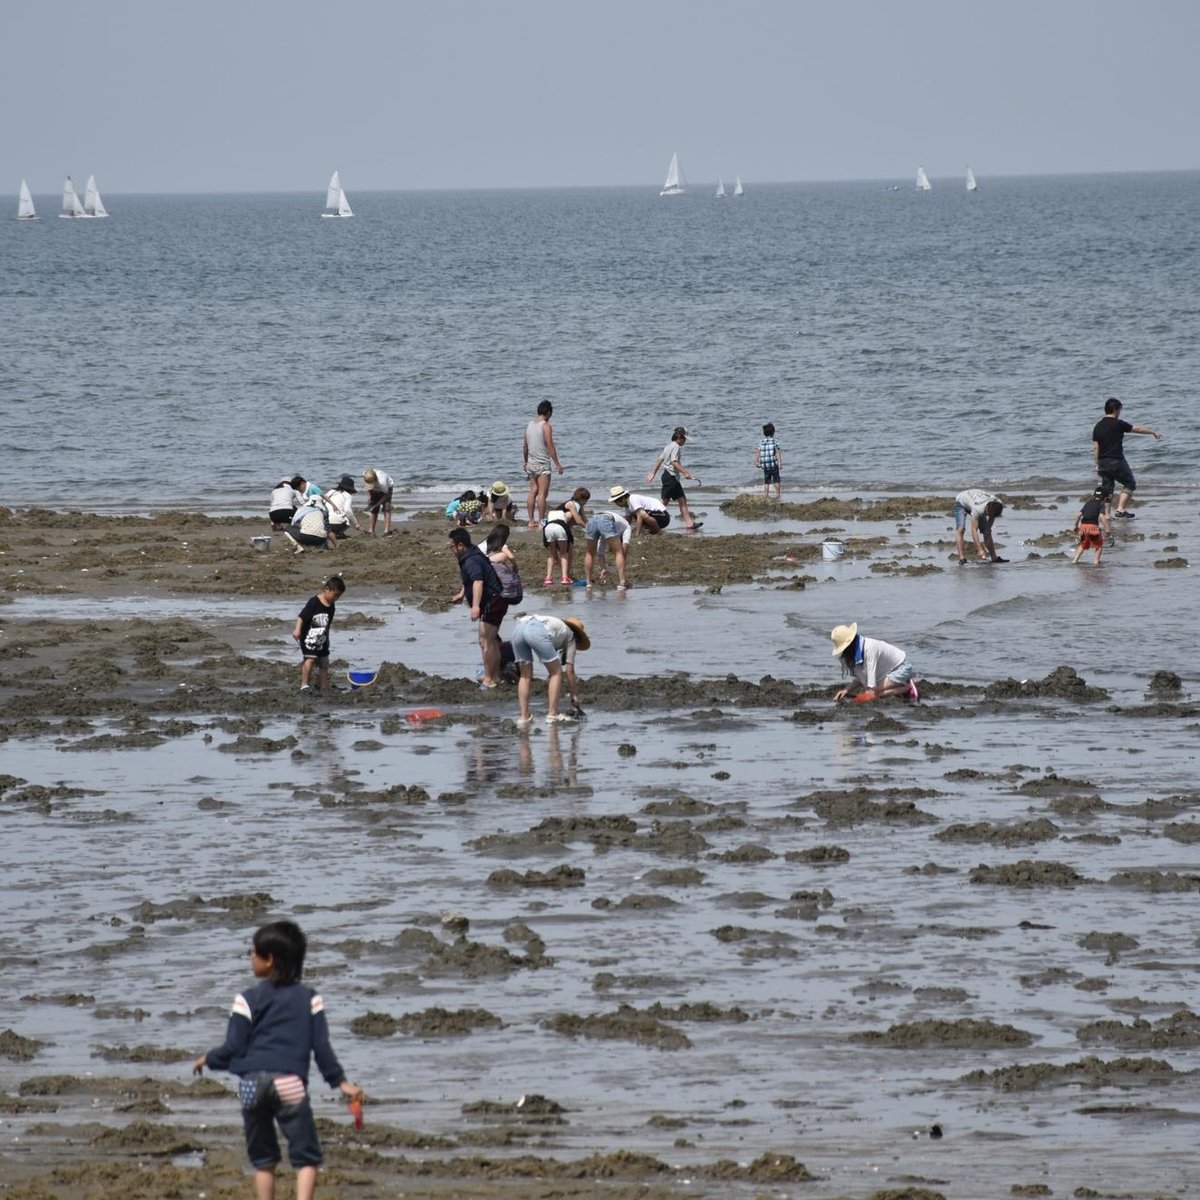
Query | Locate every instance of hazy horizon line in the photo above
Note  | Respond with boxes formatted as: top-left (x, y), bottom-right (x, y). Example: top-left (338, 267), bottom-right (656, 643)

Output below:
top-left (10, 165), bottom-right (1198, 199)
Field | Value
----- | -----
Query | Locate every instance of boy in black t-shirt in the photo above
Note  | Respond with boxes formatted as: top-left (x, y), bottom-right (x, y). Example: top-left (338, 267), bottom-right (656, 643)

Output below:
top-left (292, 576), bottom-right (345, 692)
top-left (1072, 487), bottom-right (1111, 566)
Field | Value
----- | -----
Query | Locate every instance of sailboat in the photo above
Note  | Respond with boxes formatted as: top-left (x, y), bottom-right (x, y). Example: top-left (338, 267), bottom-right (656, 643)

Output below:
top-left (733, 176), bottom-right (744, 197)
top-left (715, 178), bottom-right (726, 199)
top-left (84, 175), bottom-right (109, 218)
top-left (916, 166), bottom-right (932, 192)
top-left (60, 176), bottom-right (89, 218)
top-left (965, 166), bottom-right (979, 192)
top-left (659, 153), bottom-right (686, 196)
top-left (16, 179), bottom-right (38, 220)
top-left (321, 171), bottom-right (353, 218)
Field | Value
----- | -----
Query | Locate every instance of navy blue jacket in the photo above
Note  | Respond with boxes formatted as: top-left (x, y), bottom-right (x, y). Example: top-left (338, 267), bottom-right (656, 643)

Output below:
top-left (204, 980), bottom-right (346, 1088)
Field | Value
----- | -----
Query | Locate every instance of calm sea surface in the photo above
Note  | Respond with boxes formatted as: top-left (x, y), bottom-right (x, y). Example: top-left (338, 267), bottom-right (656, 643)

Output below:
top-left (2, 173), bottom-right (1196, 509)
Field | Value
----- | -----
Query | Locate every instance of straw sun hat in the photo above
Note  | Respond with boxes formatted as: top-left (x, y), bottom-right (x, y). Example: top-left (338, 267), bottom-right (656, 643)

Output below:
top-left (609, 486), bottom-right (630, 503)
top-left (830, 623), bottom-right (858, 656)
top-left (562, 617), bottom-right (591, 651)
top-left (491, 480), bottom-right (509, 497)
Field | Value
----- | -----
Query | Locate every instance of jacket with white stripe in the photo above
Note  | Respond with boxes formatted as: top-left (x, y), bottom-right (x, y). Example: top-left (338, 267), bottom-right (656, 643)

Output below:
top-left (203, 980), bottom-right (347, 1088)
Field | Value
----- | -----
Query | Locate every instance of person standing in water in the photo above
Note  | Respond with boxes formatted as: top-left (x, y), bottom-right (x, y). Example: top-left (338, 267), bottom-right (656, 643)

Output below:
top-left (646, 426), bottom-right (702, 531)
top-left (1092, 397), bottom-right (1164, 519)
top-left (523, 401), bottom-right (564, 528)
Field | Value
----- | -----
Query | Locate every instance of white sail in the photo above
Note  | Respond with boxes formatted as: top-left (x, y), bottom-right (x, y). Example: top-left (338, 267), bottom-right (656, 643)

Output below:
top-left (715, 178), bottom-right (726, 199)
top-left (60, 176), bottom-right (88, 218)
top-left (733, 175), bottom-right (743, 197)
top-left (17, 179), bottom-right (38, 220)
top-left (322, 170), bottom-right (353, 217)
top-left (916, 166), bottom-right (932, 191)
top-left (659, 152), bottom-right (686, 196)
top-left (965, 166), bottom-right (979, 192)
top-left (84, 175), bottom-right (109, 217)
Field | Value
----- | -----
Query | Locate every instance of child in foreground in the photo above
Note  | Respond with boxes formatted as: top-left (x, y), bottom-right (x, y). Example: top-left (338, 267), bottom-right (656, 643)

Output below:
top-left (1072, 486), bottom-right (1111, 566)
top-left (293, 575), bottom-right (345, 692)
top-left (193, 920), bottom-right (364, 1200)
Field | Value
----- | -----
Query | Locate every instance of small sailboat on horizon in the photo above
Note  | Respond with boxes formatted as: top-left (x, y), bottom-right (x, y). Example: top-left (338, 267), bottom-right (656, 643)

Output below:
top-left (84, 175), bottom-right (109, 218)
top-left (60, 176), bottom-right (89, 218)
top-left (321, 171), bottom-right (353, 218)
top-left (16, 179), bottom-right (39, 220)
top-left (733, 176), bottom-right (744, 197)
top-left (966, 165), bottom-right (979, 192)
top-left (715, 178), bottom-right (726, 199)
top-left (659, 153), bottom-right (686, 196)
top-left (916, 166), bottom-right (932, 192)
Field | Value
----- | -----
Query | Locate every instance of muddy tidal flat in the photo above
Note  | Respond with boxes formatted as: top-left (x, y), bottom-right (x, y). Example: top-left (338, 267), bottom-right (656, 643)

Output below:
top-left (1, 499), bottom-right (1199, 1200)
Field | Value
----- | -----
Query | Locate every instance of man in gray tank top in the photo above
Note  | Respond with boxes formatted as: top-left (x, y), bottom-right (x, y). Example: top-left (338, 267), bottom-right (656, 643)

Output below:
top-left (522, 400), bottom-right (564, 527)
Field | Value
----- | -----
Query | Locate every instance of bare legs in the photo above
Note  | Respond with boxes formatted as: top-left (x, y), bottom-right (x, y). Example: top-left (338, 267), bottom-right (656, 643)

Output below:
top-left (477, 622), bottom-right (501, 686)
top-left (254, 1165), bottom-right (317, 1200)
top-left (584, 537), bottom-right (626, 587)
top-left (526, 474), bottom-right (550, 527)
top-left (517, 659), bottom-right (562, 722)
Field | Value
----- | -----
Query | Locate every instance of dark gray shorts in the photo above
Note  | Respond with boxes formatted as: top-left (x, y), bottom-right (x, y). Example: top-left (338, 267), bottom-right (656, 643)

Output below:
top-left (240, 1072), bottom-right (323, 1169)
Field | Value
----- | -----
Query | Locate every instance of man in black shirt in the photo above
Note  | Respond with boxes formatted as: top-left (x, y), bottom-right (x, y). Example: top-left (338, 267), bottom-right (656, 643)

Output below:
top-left (1092, 397), bottom-right (1164, 519)
top-left (449, 527), bottom-right (507, 688)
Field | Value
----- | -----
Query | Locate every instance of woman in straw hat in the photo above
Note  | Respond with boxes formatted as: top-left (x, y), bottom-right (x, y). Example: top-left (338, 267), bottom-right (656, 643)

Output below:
top-left (485, 480), bottom-right (516, 522)
top-left (830, 624), bottom-right (919, 704)
top-left (511, 613), bottom-right (590, 727)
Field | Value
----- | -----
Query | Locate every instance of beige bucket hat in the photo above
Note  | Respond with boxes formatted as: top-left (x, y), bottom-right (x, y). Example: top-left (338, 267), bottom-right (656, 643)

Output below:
top-left (830, 623), bottom-right (858, 656)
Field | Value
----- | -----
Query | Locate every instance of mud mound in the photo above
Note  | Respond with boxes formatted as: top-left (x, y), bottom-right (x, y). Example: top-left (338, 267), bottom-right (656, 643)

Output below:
top-left (936, 818), bottom-right (1059, 846)
top-left (984, 666), bottom-right (1109, 703)
top-left (1076, 1009), bottom-right (1200, 1049)
top-left (698, 1151), bottom-right (818, 1182)
top-left (850, 1018), bottom-right (1034, 1048)
top-left (0, 1029), bottom-right (48, 1060)
top-left (93, 1044), bottom-right (193, 1064)
top-left (351, 1007), bottom-right (502, 1038)
top-left (799, 786), bottom-right (938, 828)
top-left (462, 1093), bottom-right (567, 1124)
top-left (544, 1004), bottom-right (691, 1050)
top-left (970, 859), bottom-right (1093, 887)
top-left (1107, 869), bottom-right (1200, 892)
top-left (487, 865), bottom-right (585, 889)
top-left (962, 1055), bottom-right (1181, 1090)
top-left (785, 844), bottom-right (850, 863)
top-left (721, 494), bottom-right (945, 522)
top-left (1147, 670), bottom-right (1183, 694)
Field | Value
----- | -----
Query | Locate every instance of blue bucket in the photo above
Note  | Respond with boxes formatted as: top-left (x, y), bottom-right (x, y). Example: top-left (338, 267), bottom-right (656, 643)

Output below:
top-left (347, 669), bottom-right (378, 690)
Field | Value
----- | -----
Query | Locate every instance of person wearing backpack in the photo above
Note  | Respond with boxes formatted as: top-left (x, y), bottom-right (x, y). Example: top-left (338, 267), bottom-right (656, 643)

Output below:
top-left (485, 524), bottom-right (524, 606)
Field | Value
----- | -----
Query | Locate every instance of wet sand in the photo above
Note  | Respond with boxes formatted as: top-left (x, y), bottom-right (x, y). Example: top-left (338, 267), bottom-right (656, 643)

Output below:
top-left (2, 500), bottom-right (1198, 1199)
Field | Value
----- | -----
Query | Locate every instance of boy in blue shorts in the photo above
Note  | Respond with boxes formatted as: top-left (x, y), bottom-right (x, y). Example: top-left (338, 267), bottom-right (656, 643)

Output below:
top-left (193, 920), bottom-right (363, 1200)
top-left (755, 422), bottom-right (782, 499)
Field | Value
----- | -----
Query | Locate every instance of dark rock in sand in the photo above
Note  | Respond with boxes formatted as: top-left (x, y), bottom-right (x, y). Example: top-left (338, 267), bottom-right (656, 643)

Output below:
top-left (850, 1017), bottom-right (1035, 1048)
top-left (936, 818), bottom-right (1059, 846)
top-left (617, 742), bottom-right (637, 756)
top-left (1076, 1009), bottom-right (1200, 1048)
top-left (351, 1006), bottom-right (502, 1038)
top-left (93, 1044), bottom-right (193, 1064)
top-left (985, 665), bottom-right (1109, 702)
top-left (1154, 556), bottom-right (1188, 568)
top-left (1108, 869), bottom-right (1200, 892)
top-left (487, 865), bottom-right (585, 889)
top-left (544, 1004), bottom-right (692, 1050)
top-left (805, 787), bottom-right (939, 828)
top-left (970, 859), bottom-right (1093, 887)
top-left (0, 1029), bottom-right (49, 1060)
top-left (612, 893), bottom-right (679, 911)
top-left (1148, 670), bottom-right (1184, 694)
top-left (785, 844), bottom-right (850, 863)
top-left (961, 1054), bottom-right (1181, 1091)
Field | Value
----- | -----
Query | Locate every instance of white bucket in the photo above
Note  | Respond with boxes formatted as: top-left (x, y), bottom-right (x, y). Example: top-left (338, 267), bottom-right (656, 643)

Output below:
top-left (821, 539), bottom-right (845, 562)
top-left (251, 536), bottom-right (271, 552)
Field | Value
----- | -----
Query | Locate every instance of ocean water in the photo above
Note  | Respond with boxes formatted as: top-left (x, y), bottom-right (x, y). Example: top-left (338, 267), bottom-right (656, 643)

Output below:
top-left (2, 172), bottom-right (1196, 510)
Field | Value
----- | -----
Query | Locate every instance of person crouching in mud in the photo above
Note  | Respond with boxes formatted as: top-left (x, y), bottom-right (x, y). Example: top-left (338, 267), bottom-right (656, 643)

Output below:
top-left (831, 623), bottom-right (919, 703)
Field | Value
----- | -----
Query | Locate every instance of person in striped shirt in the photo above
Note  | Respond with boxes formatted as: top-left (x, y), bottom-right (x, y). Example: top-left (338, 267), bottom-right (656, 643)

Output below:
top-left (193, 920), bottom-right (363, 1200)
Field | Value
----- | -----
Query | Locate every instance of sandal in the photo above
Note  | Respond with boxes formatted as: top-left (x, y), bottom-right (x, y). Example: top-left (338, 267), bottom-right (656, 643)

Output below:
top-left (543, 576), bottom-right (554, 585)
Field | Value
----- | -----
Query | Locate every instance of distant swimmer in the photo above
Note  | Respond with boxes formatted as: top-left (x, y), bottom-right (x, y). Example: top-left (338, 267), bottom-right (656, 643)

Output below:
top-left (1092, 397), bottom-right (1164, 519)
top-left (831, 623), bottom-right (919, 704)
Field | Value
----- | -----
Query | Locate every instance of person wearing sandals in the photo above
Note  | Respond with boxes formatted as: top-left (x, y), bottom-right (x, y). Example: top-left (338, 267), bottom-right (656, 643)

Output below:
top-left (1092, 397), bottom-right (1165, 519)
top-left (542, 488), bottom-right (589, 585)
top-left (512, 613), bottom-right (590, 728)
top-left (646, 426), bottom-right (702, 531)
top-left (583, 508), bottom-right (630, 589)
top-left (830, 623), bottom-right (919, 704)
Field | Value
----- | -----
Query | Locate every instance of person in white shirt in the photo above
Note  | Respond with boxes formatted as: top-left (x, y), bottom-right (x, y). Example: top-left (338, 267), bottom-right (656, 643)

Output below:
top-left (361, 467), bottom-right (394, 536)
top-left (511, 614), bottom-right (590, 728)
top-left (609, 486), bottom-right (669, 535)
top-left (830, 623), bottom-right (919, 703)
top-left (645, 426), bottom-right (702, 530)
top-left (268, 475), bottom-right (307, 530)
top-left (323, 475), bottom-right (364, 540)
top-left (953, 488), bottom-right (1006, 564)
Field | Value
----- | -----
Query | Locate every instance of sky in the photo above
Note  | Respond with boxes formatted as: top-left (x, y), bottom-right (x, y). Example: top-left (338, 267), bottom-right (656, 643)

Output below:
top-left (4, 0), bottom-right (1198, 194)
